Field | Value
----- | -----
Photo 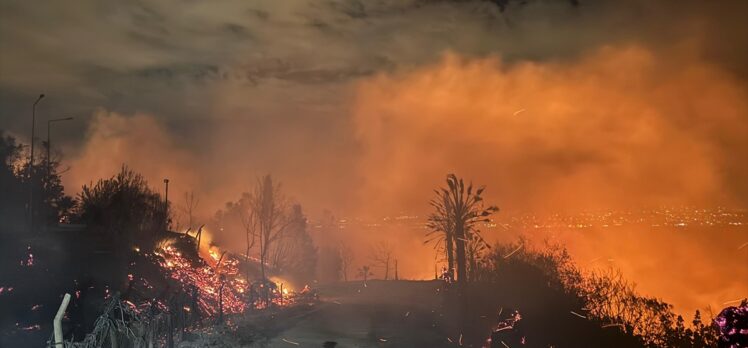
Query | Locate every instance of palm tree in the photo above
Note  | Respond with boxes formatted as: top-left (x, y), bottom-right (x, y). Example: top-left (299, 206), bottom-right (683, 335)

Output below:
top-left (426, 190), bottom-right (455, 280)
top-left (427, 174), bottom-right (498, 284)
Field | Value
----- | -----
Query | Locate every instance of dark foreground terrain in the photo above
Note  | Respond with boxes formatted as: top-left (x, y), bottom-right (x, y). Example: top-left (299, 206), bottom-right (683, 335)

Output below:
top-left (258, 281), bottom-right (453, 348)
top-left (177, 279), bottom-right (637, 348)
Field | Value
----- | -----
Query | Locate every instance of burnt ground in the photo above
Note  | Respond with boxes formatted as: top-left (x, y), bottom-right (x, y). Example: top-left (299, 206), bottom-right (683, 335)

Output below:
top-left (259, 280), bottom-right (456, 348)
top-left (178, 278), bottom-right (639, 348)
top-left (1, 227), bottom-right (639, 348)
top-left (179, 280), bottom-right (460, 348)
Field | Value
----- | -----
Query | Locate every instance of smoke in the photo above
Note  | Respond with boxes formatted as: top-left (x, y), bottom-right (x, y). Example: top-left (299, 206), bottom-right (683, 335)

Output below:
top-left (52, 0), bottom-right (748, 316)
top-left (65, 110), bottom-right (200, 207)
top-left (61, 43), bottom-right (748, 219)
top-left (352, 44), bottom-right (748, 215)
top-left (348, 44), bottom-right (748, 315)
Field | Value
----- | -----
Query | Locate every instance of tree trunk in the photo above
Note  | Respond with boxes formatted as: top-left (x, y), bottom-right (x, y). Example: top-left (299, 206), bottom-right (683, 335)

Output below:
top-left (454, 224), bottom-right (467, 284)
top-left (384, 258), bottom-right (389, 280)
top-left (395, 260), bottom-right (399, 280)
top-left (342, 260), bottom-right (348, 281)
top-left (446, 234), bottom-right (455, 279)
top-left (468, 249), bottom-right (477, 282)
top-left (260, 230), bottom-right (265, 280)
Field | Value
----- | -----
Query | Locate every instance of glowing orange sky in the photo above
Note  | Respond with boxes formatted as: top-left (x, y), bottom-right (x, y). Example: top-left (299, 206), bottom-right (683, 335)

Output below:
top-left (58, 42), bottom-right (748, 316)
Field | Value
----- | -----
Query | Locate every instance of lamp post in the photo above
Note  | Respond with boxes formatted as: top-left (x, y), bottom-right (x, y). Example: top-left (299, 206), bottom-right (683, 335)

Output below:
top-left (47, 117), bottom-right (74, 178)
top-left (29, 94), bottom-right (45, 233)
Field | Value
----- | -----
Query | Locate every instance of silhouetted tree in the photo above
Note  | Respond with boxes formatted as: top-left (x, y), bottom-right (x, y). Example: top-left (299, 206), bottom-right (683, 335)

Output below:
top-left (0, 132), bottom-right (73, 232)
top-left (427, 190), bottom-right (455, 280)
top-left (317, 245), bottom-right (343, 283)
top-left (211, 192), bottom-right (253, 259)
top-left (357, 265), bottom-right (373, 285)
top-left (77, 165), bottom-right (167, 287)
top-left (0, 133), bottom-right (26, 227)
top-left (236, 193), bottom-right (256, 272)
top-left (466, 231), bottom-right (490, 280)
top-left (78, 166), bottom-right (167, 244)
top-left (39, 145), bottom-right (75, 225)
top-left (370, 241), bottom-right (394, 280)
top-left (428, 174), bottom-right (498, 284)
top-left (339, 242), bottom-right (355, 281)
top-left (181, 191), bottom-right (199, 231)
top-left (276, 204), bottom-right (317, 285)
top-left (476, 240), bottom-right (719, 347)
top-left (247, 175), bottom-right (290, 281)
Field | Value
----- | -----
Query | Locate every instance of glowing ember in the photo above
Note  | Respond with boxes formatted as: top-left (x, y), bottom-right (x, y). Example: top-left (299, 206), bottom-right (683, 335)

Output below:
top-left (151, 241), bottom-right (249, 315)
top-left (125, 236), bottom-right (304, 321)
top-left (18, 324), bottom-right (41, 331)
top-left (20, 246), bottom-right (34, 267)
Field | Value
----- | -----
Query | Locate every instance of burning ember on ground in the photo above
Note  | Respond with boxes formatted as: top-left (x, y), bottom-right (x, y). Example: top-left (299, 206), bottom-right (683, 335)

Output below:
top-left (20, 246), bottom-right (34, 267)
top-left (154, 240), bottom-right (247, 315)
top-left (131, 237), bottom-right (298, 319)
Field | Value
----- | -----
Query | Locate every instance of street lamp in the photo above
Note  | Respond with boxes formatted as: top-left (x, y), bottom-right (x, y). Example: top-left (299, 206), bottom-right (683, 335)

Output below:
top-left (47, 117), bottom-right (74, 178)
top-left (29, 93), bottom-right (44, 234)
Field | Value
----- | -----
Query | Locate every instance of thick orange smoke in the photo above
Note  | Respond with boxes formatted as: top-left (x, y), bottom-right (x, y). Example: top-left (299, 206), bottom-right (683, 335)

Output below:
top-left (350, 44), bottom-right (748, 315)
top-left (352, 45), bottom-right (748, 215)
top-left (61, 43), bottom-right (747, 315)
top-left (65, 110), bottom-right (200, 218)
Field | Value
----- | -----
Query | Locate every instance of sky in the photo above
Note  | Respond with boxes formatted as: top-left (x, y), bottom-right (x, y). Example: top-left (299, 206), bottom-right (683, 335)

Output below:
top-left (1, 0), bottom-right (747, 313)
top-left (2, 0), bottom-right (746, 217)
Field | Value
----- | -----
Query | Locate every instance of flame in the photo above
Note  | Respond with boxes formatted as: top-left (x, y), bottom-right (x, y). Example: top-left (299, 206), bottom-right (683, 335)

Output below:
top-left (269, 276), bottom-right (294, 293)
top-left (194, 227), bottom-right (216, 262)
top-left (140, 235), bottom-right (303, 317)
top-left (154, 240), bottom-right (248, 315)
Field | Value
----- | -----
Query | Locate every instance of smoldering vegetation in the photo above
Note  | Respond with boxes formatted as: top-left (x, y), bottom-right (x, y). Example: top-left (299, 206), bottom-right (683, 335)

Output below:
top-left (1, 0), bottom-right (748, 346)
top-left (54, 41), bottom-right (748, 318)
top-left (56, 35), bottom-right (748, 318)
top-left (1, 130), bottom-right (746, 347)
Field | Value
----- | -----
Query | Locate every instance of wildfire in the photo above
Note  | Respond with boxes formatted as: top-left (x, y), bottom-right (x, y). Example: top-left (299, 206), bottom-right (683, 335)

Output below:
top-left (120, 231), bottom-right (308, 323)
top-left (269, 276), bottom-right (294, 293)
top-left (208, 249), bottom-right (220, 262)
top-left (151, 241), bottom-right (246, 315)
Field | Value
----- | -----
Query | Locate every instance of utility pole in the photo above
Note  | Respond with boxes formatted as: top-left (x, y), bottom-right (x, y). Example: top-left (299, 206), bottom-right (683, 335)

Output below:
top-left (29, 94), bottom-right (45, 234)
